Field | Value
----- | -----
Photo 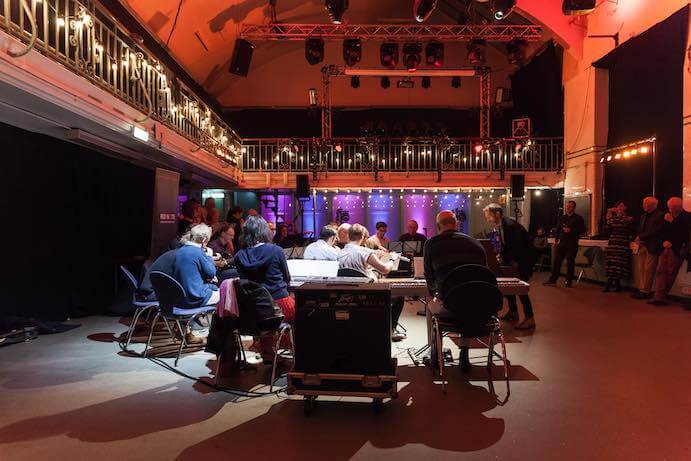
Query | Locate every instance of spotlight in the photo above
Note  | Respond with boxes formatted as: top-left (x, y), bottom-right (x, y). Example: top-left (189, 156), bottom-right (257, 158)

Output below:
top-left (491, 0), bottom-right (516, 20)
top-left (425, 41), bottom-right (444, 68)
top-left (562, 0), bottom-right (596, 16)
top-left (343, 38), bottom-right (361, 66)
top-left (403, 43), bottom-right (422, 72)
top-left (467, 39), bottom-right (486, 65)
top-left (325, 0), bottom-right (348, 24)
top-left (305, 38), bottom-right (324, 65)
top-left (380, 42), bottom-right (399, 68)
top-left (506, 38), bottom-right (527, 65)
top-left (380, 76), bottom-right (391, 88)
top-left (350, 75), bottom-right (360, 88)
top-left (451, 76), bottom-right (461, 88)
top-left (414, 0), bottom-right (438, 23)
top-left (421, 76), bottom-right (431, 89)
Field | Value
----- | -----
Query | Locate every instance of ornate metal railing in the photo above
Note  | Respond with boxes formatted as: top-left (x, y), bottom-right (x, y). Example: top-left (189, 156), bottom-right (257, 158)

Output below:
top-left (0, 0), bottom-right (240, 164)
top-left (241, 137), bottom-right (564, 174)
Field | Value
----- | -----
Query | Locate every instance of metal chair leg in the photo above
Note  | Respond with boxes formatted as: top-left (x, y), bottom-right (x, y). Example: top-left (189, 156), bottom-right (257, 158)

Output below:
top-left (125, 306), bottom-right (148, 349)
top-left (498, 327), bottom-right (509, 382)
top-left (577, 269), bottom-right (584, 284)
top-left (143, 312), bottom-right (160, 357)
top-left (174, 319), bottom-right (186, 367)
top-left (487, 331), bottom-right (495, 370)
top-left (270, 327), bottom-right (287, 392)
top-left (434, 317), bottom-right (445, 393)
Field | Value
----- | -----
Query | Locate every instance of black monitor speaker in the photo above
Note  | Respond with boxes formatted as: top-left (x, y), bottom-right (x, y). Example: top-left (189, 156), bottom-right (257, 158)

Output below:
top-left (511, 174), bottom-right (525, 199)
top-left (562, 0), bottom-right (596, 15)
top-left (296, 174), bottom-right (310, 198)
top-left (229, 39), bottom-right (254, 77)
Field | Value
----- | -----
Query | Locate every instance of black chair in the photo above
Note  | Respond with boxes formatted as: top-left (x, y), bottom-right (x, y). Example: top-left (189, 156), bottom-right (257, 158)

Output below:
top-left (119, 265), bottom-right (160, 351)
top-left (430, 280), bottom-right (508, 393)
top-left (147, 271), bottom-right (216, 366)
top-left (439, 264), bottom-right (497, 300)
top-left (575, 247), bottom-right (599, 284)
top-left (337, 268), bottom-right (370, 278)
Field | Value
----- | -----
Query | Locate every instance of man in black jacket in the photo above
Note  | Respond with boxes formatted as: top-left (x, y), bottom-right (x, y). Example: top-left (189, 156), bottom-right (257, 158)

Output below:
top-left (632, 196), bottom-right (666, 299)
top-left (649, 197), bottom-right (689, 305)
top-left (484, 204), bottom-right (538, 330)
top-left (545, 200), bottom-right (586, 288)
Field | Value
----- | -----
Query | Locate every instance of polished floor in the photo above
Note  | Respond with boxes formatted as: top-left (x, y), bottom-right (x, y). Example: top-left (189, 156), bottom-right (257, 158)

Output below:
top-left (1, 273), bottom-right (690, 461)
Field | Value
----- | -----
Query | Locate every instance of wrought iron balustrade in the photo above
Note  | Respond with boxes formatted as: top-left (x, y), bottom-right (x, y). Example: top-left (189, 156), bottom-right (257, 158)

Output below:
top-left (0, 0), bottom-right (240, 164)
top-left (241, 137), bottom-right (564, 174)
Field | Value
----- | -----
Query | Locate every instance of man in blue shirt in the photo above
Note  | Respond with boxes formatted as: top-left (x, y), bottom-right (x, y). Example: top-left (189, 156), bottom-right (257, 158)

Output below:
top-left (173, 224), bottom-right (220, 308)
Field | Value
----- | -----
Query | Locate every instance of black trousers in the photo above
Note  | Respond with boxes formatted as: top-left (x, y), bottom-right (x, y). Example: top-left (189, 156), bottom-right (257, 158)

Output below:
top-left (550, 244), bottom-right (578, 282)
top-left (392, 297), bottom-right (405, 328)
top-left (506, 269), bottom-right (534, 318)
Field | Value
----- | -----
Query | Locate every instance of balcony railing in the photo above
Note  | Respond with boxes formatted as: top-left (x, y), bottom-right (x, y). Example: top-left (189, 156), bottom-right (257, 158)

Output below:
top-left (241, 137), bottom-right (564, 174)
top-left (0, 0), bottom-right (240, 164)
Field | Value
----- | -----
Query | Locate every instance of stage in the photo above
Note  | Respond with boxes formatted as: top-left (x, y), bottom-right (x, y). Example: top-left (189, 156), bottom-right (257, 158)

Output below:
top-left (1, 274), bottom-right (689, 460)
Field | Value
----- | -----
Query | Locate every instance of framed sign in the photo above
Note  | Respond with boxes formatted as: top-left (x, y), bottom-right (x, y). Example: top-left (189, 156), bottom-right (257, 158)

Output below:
top-left (512, 117), bottom-right (531, 139)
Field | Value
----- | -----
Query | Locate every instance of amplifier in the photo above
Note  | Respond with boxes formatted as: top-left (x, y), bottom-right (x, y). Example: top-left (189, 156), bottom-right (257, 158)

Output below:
top-left (294, 284), bottom-right (392, 375)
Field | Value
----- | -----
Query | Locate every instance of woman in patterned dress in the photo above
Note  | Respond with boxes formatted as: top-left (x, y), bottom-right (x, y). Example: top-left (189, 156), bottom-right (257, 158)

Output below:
top-left (604, 201), bottom-right (633, 292)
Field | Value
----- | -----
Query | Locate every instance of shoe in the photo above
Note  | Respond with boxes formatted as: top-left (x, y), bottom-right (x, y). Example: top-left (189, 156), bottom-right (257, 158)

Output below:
top-left (564, 281), bottom-right (573, 288)
top-left (392, 328), bottom-right (407, 342)
top-left (499, 312), bottom-right (519, 322)
top-left (648, 299), bottom-right (669, 306)
top-left (631, 291), bottom-right (652, 300)
top-left (459, 346), bottom-right (470, 372)
top-left (515, 317), bottom-right (536, 330)
top-left (543, 279), bottom-right (557, 286)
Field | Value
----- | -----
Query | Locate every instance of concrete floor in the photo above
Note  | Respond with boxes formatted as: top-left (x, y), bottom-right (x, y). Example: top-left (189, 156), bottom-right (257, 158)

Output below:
top-left (1, 273), bottom-right (690, 460)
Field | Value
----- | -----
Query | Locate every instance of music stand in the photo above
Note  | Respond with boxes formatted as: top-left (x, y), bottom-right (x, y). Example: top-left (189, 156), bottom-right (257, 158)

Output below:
top-left (292, 246), bottom-right (305, 259)
top-left (402, 241), bottom-right (422, 255)
top-left (283, 247), bottom-right (294, 259)
top-left (388, 241), bottom-right (404, 253)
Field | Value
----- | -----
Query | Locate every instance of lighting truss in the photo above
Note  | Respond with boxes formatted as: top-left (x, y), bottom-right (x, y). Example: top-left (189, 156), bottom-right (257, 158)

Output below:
top-left (240, 23), bottom-right (542, 42)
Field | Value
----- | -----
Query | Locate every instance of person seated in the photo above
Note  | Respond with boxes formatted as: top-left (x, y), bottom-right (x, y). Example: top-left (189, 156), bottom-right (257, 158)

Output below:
top-left (533, 226), bottom-right (549, 251)
top-left (304, 226), bottom-right (340, 260)
top-left (399, 219), bottom-right (427, 256)
top-left (172, 224), bottom-right (220, 344)
top-left (176, 200), bottom-right (196, 239)
top-left (202, 197), bottom-right (219, 227)
top-left (273, 223), bottom-right (292, 248)
top-left (225, 205), bottom-right (243, 249)
top-left (424, 210), bottom-right (488, 371)
top-left (235, 215), bottom-right (294, 361)
top-left (366, 221), bottom-right (391, 250)
top-left (137, 249), bottom-right (178, 302)
top-left (336, 223), bottom-right (351, 249)
top-left (208, 223), bottom-right (238, 282)
top-left (338, 224), bottom-right (406, 341)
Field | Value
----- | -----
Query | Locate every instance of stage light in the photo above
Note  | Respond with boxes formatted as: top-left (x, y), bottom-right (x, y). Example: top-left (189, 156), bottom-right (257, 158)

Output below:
top-left (474, 144), bottom-right (483, 153)
top-left (403, 43), bottom-right (422, 72)
top-left (451, 76), bottom-right (461, 88)
top-left (631, 149), bottom-right (638, 155)
top-left (414, 0), bottom-right (437, 22)
top-left (132, 126), bottom-right (149, 142)
top-left (467, 39), bottom-right (486, 65)
top-left (607, 155), bottom-right (612, 161)
top-left (425, 41), bottom-right (444, 68)
top-left (640, 146), bottom-right (649, 154)
top-left (491, 0), bottom-right (516, 20)
top-left (535, 190), bottom-right (542, 196)
top-left (325, 0), bottom-right (348, 24)
top-left (343, 38), bottom-right (361, 67)
top-left (350, 76), bottom-right (360, 88)
top-left (380, 43), bottom-right (399, 68)
top-left (380, 76), bottom-right (391, 88)
top-left (614, 153), bottom-right (621, 159)
top-left (421, 76), bottom-right (431, 88)
top-left (562, 0), bottom-right (596, 16)
top-left (623, 150), bottom-right (631, 158)
top-left (507, 38), bottom-right (527, 65)
top-left (599, 157), bottom-right (605, 163)
top-left (305, 38), bottom-right (324, 65)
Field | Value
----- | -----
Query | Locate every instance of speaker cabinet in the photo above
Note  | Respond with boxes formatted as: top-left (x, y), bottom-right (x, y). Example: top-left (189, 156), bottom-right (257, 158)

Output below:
top-left (229, 39), bottom-right (254, 77)
top-left (562, 0), bottom-right (596, 15)
top-left (511, 174), bottom-right (525, 199)
top-left (296, 174), bottom-right (310, 198)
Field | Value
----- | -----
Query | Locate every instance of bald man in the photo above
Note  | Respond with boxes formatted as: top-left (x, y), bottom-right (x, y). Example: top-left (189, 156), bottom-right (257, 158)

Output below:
top-left (424, 211), bottom-right (487, 370)
top-left (650, 197), bottom-right (689, 305)
top-left (632, 196), bottom-right (666, 299)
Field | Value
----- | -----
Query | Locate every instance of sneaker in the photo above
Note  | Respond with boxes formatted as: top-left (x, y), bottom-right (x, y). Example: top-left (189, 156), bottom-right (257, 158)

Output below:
top-left (543, 279), bottom-right (557, 286)
top-left (648, 299), bottom-right (669, 306)
top-left (392, 328), bottom-right (407, 342)
top-left (515, 317), bottom-right (536, 330)
top-left (499, 312), bottom-right (519, 322)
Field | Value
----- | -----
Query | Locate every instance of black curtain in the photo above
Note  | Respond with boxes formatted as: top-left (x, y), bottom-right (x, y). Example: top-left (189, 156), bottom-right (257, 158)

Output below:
top-left (0, 123), bottom-right (154, 320)
top-left (528, 189), bottom-right (563, 236)
top-left (595, 6), bottom-right (688, 220)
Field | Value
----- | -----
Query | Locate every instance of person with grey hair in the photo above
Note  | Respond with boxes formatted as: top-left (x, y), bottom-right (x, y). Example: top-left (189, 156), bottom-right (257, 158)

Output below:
top-left (632, 196), bottom-right (665, 299)
top-left (304, 226), bottom-right (340, 260)
top-left (649, 197), bottom-right (689, 305)
top-left (336, 223), bottom-right (351, 249)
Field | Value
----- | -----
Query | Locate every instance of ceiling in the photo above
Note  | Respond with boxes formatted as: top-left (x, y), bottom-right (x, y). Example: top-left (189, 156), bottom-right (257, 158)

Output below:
top-left (121, 0), bottom-right (558, 109)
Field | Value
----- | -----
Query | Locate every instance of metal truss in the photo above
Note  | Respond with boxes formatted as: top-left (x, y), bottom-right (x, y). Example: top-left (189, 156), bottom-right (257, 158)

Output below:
top-left (478, 67), bottom-right (491, 139)
top-left (240, 23), bottom-right (542, 42)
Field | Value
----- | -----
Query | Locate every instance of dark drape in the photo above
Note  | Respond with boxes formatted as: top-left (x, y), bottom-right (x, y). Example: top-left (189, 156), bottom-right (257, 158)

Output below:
top-left (595, 6), bottom-right (688, 219)
top-left (528, 189), bottom-right (563, 236)
top-left (0, 123), bottom-right (154, 320)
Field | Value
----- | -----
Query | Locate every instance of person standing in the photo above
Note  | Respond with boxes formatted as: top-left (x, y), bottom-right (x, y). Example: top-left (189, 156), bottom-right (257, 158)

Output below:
top-left (545, 200), bottom-right (586, 288)
top-left (649, 197), bottom-right (689, 305)
top-left (603, 201), bottom-right (634, 293)
top-left (484, 204), bottom-right (538, 330)
top-left (631, 197), bottom-right (665, 299)
top-left (202, 197), bottom-right (220, 228)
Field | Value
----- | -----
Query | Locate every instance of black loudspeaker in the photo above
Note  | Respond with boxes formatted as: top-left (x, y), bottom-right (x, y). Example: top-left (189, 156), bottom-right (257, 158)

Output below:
top-left (511, 174), bottom-right (525, 198)
top-left (562, 0), bottom-right (596, 15)
top-left (296, 174), bottom-right (310, 198)
top-left (229, 39), bottom-right (254, 77)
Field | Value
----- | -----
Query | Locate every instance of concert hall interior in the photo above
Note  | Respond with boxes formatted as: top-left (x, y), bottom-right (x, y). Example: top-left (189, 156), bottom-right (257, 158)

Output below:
top-left (1, 0), bottom-right (691, 460)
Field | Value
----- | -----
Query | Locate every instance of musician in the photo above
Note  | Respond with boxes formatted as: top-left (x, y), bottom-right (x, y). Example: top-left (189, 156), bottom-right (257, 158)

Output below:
top-left (336, 223), bottom-right (351, 249)
top-left (424, 211), bottom-right (487, 370)
top-left (366, 221), bottom-right (391, 250)
top-left (303, 226), bottom-right (340, 261)
top-left (338, 223), bottom-right (406, 341)
top-left (399, 220), bottom-right (427, 254)
top-left (483, 204), bottom-right (537, 330)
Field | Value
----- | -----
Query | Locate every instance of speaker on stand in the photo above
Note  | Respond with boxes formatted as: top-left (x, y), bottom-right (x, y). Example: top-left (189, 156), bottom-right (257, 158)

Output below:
top-left (510, 174), bottom-right (525, 220)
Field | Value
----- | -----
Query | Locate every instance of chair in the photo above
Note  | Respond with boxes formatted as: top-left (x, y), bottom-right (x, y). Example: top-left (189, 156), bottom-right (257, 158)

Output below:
top-left (337, 268), bottom-right (370, 278)
top-left (575, 247), bottom-right (598, 284)
top-left (440, 264), bottom-right (497, 300)
top-left (429, 280), bottom-right (508, 393)
top-left (119, 265), bottom-right (160, 351)
top-left (147, 271), bottom-right (216, 366)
